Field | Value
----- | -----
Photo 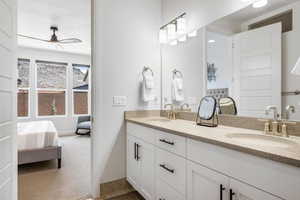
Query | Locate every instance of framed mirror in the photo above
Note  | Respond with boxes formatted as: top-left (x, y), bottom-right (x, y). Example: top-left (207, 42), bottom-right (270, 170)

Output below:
top-left (219, 97), bottom-right (237, 115)
top-left (196, 96), bottom-right (218, 127)
top-left (161, 1), bottom-right (300, 121)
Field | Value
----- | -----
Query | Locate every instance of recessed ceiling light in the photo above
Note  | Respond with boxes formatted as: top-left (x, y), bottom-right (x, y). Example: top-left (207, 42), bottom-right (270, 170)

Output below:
top-left (208, 39), bottom-right (216, 43)
top-left (252, 0), bottom-right (268, 8)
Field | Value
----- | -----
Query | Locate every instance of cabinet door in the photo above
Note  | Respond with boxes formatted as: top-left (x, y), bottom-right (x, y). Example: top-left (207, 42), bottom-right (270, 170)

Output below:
top-left (127, 136), bottom-right (140, 189)
top-left (187, 161), bottom-right (229, 200)
top-left (139, 141), bottom-right (155, 200)
top-left (230, 179), bottom-right (282, 200)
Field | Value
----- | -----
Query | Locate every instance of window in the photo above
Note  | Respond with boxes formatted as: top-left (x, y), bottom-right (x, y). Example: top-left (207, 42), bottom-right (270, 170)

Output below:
top-left (36, 60), bottom-right (67, 116)
top-left (72, 64), bottom-right (90, 115)
top-left (17, 59), bottom-right (30, 117)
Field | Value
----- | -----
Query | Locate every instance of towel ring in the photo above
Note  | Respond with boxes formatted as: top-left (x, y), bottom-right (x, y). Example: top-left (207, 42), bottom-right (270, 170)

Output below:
top-left (142, 66), bottom-right (154, 78)
top-left (172, 69), bottom-right (183, 79)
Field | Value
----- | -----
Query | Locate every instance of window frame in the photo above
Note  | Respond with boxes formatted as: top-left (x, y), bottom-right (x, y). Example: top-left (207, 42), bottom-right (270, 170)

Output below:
top-left (72, 64), bottom-right (91, 116)
top-left (35, 60), bottom-right (68, 118)
top-left (17, 58), bottom-right (31, 119)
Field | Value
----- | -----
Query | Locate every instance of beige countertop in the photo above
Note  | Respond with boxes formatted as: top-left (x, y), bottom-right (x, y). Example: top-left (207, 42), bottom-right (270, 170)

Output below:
top-left (126, 116), bottom-right (300, 168)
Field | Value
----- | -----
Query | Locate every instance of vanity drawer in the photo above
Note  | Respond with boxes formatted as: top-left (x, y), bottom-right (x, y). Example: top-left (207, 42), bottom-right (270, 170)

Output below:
top-left (127, 122), bottom-right (156, 144)
top-left (156, 179), bottom-right (185, 200)
top-left (156, 148), bottom-right (186, 196)
top-left (156, 131), bottom-right (186, 157)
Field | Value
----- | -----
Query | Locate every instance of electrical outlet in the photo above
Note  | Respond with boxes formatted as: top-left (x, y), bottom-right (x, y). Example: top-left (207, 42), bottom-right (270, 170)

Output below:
top-left (113, 96), bottom-right (127, 106)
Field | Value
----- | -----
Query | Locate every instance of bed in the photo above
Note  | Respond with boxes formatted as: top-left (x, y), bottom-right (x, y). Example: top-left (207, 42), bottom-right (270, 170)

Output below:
top-left (17, 121), bottom-right (62, 169)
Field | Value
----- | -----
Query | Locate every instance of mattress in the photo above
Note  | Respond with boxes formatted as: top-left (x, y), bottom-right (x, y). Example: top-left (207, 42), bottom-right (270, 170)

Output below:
top-left (18, 121), bottom-right (59, 151)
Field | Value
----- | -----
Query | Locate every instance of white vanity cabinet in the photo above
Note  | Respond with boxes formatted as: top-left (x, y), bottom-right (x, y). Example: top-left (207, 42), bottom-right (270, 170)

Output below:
top-left (187, 161), bottom-right (281, 200)
top-left (126, 122), bottom-right (300, 200)
top-left (127, 135), bottom-right (155, 200)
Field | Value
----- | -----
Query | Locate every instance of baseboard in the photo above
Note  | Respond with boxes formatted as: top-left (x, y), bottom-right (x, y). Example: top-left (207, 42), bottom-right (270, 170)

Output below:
top-left (100, 178), bottom-right (135, 199)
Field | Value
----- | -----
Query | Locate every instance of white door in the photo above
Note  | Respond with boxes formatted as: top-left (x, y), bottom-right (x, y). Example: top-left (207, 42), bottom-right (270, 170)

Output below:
top-left (187, 161), bottom-right (230, 200)
top-left (139, 141), bottom-right (155, 200)
top-left (0, 0), bottom-right (17, 199)
top-left (230, 179), bottom-right (282, 200)
top-left (232, 23), bottom-right (281, 118)
top-left (126, 136), bottom-right (140, 189)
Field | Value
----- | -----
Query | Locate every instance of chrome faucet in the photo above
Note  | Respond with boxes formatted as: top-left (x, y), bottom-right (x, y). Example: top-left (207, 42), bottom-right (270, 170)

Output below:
top-left (164, 104), bottom-right (176, 120)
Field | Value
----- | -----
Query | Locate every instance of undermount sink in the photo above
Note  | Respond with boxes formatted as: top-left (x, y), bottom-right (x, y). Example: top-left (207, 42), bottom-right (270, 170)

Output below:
top-left (226, 133), bottom-right (299, 148)
top-left (146, 118), bottom-right (171, 123)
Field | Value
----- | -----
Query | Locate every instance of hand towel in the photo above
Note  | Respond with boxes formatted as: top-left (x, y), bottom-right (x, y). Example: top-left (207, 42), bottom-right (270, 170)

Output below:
top-left (172, 77), bottom-right (184, 102)
top-left (142, 74), bottom-right (155, 102)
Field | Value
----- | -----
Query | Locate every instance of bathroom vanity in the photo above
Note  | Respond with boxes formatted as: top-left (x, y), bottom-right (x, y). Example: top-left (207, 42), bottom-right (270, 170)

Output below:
top-left (125, 116), bottom-right (300, 200)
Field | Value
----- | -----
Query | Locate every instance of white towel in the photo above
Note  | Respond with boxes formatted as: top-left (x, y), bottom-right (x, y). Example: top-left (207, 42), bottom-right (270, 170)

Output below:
top-left (142, 74), bottom-right (155, 102)
top-left (172, 77), bottom-right (184, 102)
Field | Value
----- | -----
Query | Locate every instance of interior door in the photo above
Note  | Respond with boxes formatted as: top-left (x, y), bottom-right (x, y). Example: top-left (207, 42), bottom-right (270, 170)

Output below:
top-left (139, 141), bottom-right (155, 200)
top-left (230, 179), bottom-right (282, 200)
top-left (232, 23), bottom-right (282, 118)
top-left (0, 0), bottom-right (17, 199)
top-left (187, 161), bottom-right (230, 200)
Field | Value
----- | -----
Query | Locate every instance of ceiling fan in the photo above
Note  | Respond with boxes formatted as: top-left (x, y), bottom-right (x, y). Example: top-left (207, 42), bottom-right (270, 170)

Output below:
top-left (18, 26), bottom-right (82, 44)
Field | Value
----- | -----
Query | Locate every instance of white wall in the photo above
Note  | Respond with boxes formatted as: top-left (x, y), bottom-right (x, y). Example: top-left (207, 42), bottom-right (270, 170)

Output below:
top-left (161, 30), bottom-right (204, 112)
top-left (241, 2), bottom-right (300, 121)
top-left (17, 46), bottom-right (91, 135)
top-left (206, 31), bottom-right (233, 91)
top-left (162, 0), bottom-right (251, 33)
top-left (92, 0), bottom-right (161, 197)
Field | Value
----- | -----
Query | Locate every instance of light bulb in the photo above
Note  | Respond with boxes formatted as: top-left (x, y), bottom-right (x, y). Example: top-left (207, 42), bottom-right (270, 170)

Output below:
top-left (178, 35), bottom-right (187, 42)
top-left (188, 30), bottom-right (197, 38)
top-left (159, 29), bottom-right (168, 44)
top-left (170, 40), bottom-right (178, 46)
top-left (167, 24), bottom-right (176, 40)
top-left (177, 17), bottom-right (187, 36)
top-left (252, 0), bottom-right (268, 8)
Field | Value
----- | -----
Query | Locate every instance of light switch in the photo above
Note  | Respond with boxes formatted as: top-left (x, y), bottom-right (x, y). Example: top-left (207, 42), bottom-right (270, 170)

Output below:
top-left (113, 96), bottom-right (127, 106)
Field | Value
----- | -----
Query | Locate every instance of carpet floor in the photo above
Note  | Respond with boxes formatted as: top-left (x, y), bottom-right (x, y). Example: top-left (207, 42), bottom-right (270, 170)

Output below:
top-left (18, 135), bottom-right (91, 200)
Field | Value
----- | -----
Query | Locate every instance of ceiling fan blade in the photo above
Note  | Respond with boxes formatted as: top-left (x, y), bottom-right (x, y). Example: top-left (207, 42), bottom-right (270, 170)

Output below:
top-left (17, 34), bottom-right (50, 42)
top-left (58, 38), bottom-right (82, 44)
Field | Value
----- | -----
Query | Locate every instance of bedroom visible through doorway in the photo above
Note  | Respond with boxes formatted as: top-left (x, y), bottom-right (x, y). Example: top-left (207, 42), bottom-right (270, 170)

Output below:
top-left (17, 0), bottom-right (92, 199)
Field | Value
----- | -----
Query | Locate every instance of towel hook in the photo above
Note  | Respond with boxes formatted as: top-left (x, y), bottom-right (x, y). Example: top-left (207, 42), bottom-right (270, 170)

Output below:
top-left (142, 66), bottom-right (154, 78)
top-left (172, 69), bottom-right (183, 79)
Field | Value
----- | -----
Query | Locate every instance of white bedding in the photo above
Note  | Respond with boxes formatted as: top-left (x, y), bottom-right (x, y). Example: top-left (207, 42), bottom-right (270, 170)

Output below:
top-left (18, 121), bottom-right (59, 151)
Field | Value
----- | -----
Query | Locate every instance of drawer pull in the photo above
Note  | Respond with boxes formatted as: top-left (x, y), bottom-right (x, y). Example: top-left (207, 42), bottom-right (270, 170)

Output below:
top-left (220, 184), bottom-right (225, 200)
top-left (136, 144), bottom-right (140, 161)
top-left (134, 143), bottom-right (137, 160)
top-left (229, 189), bottom-right (235, 200)
top-left (159, 199), bottom-right (166, 200)
top-left (159, 164), bottom-right (175, 174)
top-left (159, 139), bottom-right (175, 145)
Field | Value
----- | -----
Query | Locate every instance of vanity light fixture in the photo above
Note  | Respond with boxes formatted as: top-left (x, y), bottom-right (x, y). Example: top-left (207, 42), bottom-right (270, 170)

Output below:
top-left (159, 29), bottom-right (168, 44)
top-left (291, 57), bottom-right (300, 75)
top-left (252, 0), bottom-right (268, 8)
top-left (178, 35), bottom-right (187, 42)
top-left (167, 23), bottom-right (177, 40)
top-left (177, 17), bottom-right (187, 36)
top-left (159, 13), bottom-right (187, 44)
